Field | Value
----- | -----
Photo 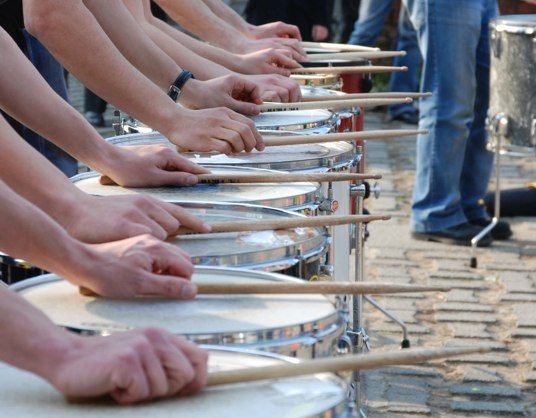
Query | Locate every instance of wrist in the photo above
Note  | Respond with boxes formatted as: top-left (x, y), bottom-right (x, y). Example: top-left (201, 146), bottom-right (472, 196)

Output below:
top-left (167, 70), bottom-right (195, 103)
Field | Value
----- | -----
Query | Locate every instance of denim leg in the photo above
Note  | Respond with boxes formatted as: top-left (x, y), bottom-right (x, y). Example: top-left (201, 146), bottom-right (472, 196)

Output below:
top-left (22, 31), bottom-right (78, 177)
top-left (409, 0), bottom-right (492, 232)
top-left (461, 0), bottom-right (498, 221)
top-left (388, 6), bottom-right (421, 118)
top-left (347, 0), bottom-right (394, 46)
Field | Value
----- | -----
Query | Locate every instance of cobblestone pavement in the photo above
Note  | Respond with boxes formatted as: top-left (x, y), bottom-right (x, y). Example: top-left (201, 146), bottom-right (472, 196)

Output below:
top-left (67, 68), bottom-right (536, 417)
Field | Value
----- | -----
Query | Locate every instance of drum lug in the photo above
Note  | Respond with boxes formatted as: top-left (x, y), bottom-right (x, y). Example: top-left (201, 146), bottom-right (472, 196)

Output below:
top-left (319, 264), bottom-right (334, 278)
top-left (318, 198), bottom-right (339, 213)
top-left (350, 182), bottom-right (381, 200)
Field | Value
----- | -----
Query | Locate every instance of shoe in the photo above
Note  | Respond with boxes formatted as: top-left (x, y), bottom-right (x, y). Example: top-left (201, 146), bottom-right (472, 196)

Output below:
top-left (470, 218), bottom-right (512, 240)
top-left (411, 222), bottom-right (493, 247)
top-left (84, 111), bottom-right (105, 127)
top-left (390, 111), bottom-right (419, 125)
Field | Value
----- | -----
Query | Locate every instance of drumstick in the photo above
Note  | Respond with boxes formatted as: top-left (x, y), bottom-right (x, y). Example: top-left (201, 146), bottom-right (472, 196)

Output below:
top-left (306, 50), bottom-right (406, 61)
top-left (261, 129), bottom-right (427, 147)
top-left (78, 281), bottom-right (449, 297)
top-left (176, 214), bottom-right (390, 235)
top-left (291, 65), bottom-right (407, 75)
top-left (99, 172), bottom-right (383, 186)
top-left (300, 92), bottom-right (432, 102)
top-left (259, 97), bottom-right (412, 113)
top-left (207, 346), bottom-right (490, 387)
top-left (301, 41), bottom-right (379, 52)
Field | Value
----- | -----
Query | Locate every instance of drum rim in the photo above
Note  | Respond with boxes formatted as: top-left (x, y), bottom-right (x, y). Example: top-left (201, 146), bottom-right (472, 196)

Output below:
top-left (11, 267), bottom-right (346, 351)
top-left (491, 14), bottom-right (536, 34)
top-left (252, 109), bottom-right (337, 132)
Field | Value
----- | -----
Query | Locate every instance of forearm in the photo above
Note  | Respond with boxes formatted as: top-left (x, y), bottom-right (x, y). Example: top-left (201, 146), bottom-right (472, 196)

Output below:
top-left (22, 0), bottom-right (179, 133)
top-left (154, 0), bottom-right (249, 52)
top-left (135, 6), bottom-right (232, 79)
top-left (83, 0), bottom-right (180, 90)
top-left (201, 0), bottom-right (253, 35)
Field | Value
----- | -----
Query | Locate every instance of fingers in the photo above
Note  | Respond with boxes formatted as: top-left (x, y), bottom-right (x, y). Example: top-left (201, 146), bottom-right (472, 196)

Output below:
top-left (164, 203), bottom-right (212, 234)
top-left (173, 338), bottom-right (208, 396)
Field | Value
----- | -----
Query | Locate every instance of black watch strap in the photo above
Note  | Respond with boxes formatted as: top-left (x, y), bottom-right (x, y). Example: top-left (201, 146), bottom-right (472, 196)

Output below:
top-left (168, 70), bottom-right (195, 102)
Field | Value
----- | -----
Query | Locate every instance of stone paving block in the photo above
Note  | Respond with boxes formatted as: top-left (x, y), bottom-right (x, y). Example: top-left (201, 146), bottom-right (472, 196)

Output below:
top-left (368, 322), bottom-right (431, 336)
top-left (429, 271), bottom-right (484, 281)
top-left (486, 262), bottom-right (534, 272)
top-left (374, 298), bottom-right (416, 311)
top-left (367, 258), bottom-right (420, 268)
top-left (379, 366), bottom-right (440, 377)
top-left (449, 323), bottom-right (493, 339)
top-left (510, 328), bottom-right (536, 338)
top-left (435, 312), bottom-right (497, 324)
top-left (501, 293), bottom-right (536, 303)
top-left (386, 404), bottom-right (431, 415)
top-left (428, 279), bottom-right (485, 290)
top-left (450, 384), bottom-right (522, 397)
top-left (367, 248), bottom-right (408, 260)
top-left (447, 353), bottom-right (512, 365)
top-left (450, 400), bottom-right (524, 414)
top-left (500, 271), bottom-right (535, 293)
top-left (446, 289), bottom-right (479, 303)
top-left (451, 338), bottom-right (507, 351)
top-left (460, 365), bottom-right (502, 383)
top-left (422, 250), bottom-right (468, 260)
top-left (523, 371), bottom-right (536, 382)
top-left (434, 302), bottom-right (495, 313)
top-left (512, 304), bottom-right (536, 327)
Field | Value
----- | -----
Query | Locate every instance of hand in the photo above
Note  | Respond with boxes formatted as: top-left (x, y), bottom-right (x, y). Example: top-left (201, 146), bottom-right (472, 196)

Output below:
top-left (248, 21), bottom-right (303, 41)
top-left (237, 48), bottom-right (302, 77)
top-left (63, 193), bottom-right (210, 243)
top-left (181, 74), bottom-right (263, 115)
top-left (163, 107), bottom-right (264, 154)
top-left (234, 37), bottom-right (308, 62)
top-left (244, 74), bottom-right (302, 103)
top-left (102, 144), bottom-right (210, 188)
top-left (77, 234), bottom-right (197, 298)
top-left (311, 25), bottom-right (329, 42)
top-left (50, 328), bottom-right (208, 404)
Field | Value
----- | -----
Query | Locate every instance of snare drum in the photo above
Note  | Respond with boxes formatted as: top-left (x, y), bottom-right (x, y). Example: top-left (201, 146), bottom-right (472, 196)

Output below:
top-left (166, 202), bottom-right (329, 281)
top-left (300, 86), bottom-right (362, 133)
top-left (488, 15), bottom-right (536, 154)
top-left (291, 73), bottom-right (343, 90)
top-left (252, 109), bottom-right (338, 135)
top-left (0, 347), bottom-right (350, 418)
top-left (12, 267), bottom-right (347, 358)
top-left (71, 166), bottom-right (321, 213)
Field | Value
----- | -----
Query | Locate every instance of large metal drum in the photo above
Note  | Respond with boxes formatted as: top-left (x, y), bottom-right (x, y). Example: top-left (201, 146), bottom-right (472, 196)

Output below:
top-left (488, 14), bottom-right (536, 154)
top-left (12, 267), bottom-right (347, 358)
top-left (0, 347), bottom-right (351, 418)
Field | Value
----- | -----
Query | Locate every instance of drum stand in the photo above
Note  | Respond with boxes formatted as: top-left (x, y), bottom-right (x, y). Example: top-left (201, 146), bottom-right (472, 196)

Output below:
top-left (470, 113), bottom-right (505, 268)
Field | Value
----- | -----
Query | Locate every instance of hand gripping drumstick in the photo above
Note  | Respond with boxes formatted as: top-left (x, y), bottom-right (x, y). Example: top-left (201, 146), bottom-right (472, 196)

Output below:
top-left (260, 97), bottom-right (413, 113)
top-left (99, 172), bottom-right (382, 186)
top-left (290, 65), bottom-right (407, 75)
top-left (301, 41), bottom-right (379, 52)
top-left (66, 346), bottom-right (489, 402)
top-left (207, 346), bottom-right (491, 387)
top-left (305, 50), bottom-right (406, 61)
top-left (79, 281), bottom-right (450, 298)
top-left (299, 92), bottom-right (432, 102)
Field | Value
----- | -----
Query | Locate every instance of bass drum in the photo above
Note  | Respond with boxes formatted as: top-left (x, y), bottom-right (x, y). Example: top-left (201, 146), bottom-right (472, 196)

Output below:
top-left (488, 14), bottom-right (536, 155)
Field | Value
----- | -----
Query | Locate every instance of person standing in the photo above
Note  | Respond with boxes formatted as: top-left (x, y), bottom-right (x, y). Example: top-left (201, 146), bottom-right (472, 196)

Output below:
top-left (406, 0), bottom-right (512, 245)
top-left (348, 0), bottom-right (421, 124)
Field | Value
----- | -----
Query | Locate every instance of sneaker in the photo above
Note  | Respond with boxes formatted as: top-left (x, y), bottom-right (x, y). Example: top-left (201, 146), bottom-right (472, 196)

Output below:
top-left (411, 222), bottom-right (493, 247)
top-left (469, 218), bottom-right (512, 240)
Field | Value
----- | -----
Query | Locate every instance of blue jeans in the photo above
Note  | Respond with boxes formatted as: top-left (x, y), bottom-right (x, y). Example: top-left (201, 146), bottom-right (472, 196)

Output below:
top-left (22, 31), bottom-right (78, 177)
top-left (406, 0), bottom-right (498, 233)
top-left (348, 0), bottom-right (421, 118)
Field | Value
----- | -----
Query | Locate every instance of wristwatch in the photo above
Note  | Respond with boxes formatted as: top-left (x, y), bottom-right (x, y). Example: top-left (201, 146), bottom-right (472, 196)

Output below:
top-left (167, 70), bottom-right (195, 102)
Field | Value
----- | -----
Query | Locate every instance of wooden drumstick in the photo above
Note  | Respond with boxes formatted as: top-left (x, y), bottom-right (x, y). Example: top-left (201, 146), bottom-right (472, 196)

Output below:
top-left (306, 50), bottom-right (406, 61)
top-left (291, 65), bottom-right (407, 75)
top-left (79, 281), bottom-right (450, 298)
top-left (261, 129), bottom-right (427, 147)
top-left (259, 97), bottom-right (412, 113)
top-left (176, 214), bottom-right (391, 235)
top-left (207, 346), bottom-right (491, 386)
top-left (300, 92), bottom-right (432, 102)
top-left (301, 41), bottom-right (379, 52)
top-left (99, 172), bottom-right (383, 186)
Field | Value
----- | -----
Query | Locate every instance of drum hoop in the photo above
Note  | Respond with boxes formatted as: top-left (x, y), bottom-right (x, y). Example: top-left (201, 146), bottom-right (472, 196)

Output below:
top-left (11, 267), bottom-right (346, 347)
top-left (491, 15), bottom-right (536, 35)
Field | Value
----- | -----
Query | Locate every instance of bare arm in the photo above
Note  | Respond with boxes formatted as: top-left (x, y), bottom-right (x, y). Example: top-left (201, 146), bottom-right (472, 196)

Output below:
top-left (22, 0), bottom-right (262, 154)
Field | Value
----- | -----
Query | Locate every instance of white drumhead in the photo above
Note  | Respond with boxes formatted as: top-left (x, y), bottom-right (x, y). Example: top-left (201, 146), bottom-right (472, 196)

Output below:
top-left (252, 109), bottom-right (334, 131)
top-left (0, 348), bottom-right (347, 418)
top-left (71, 168), bottom-right (319, 209)
top-left (13, 268), bottom-right (339, 337)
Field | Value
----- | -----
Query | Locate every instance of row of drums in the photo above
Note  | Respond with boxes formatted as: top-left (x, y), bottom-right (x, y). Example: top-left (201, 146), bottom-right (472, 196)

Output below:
top-left (4, 79), bottom-right (376, 416)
